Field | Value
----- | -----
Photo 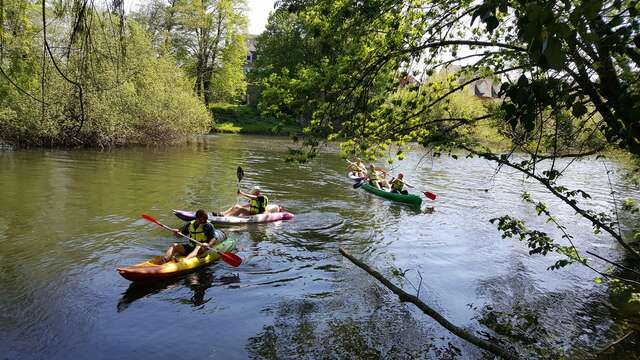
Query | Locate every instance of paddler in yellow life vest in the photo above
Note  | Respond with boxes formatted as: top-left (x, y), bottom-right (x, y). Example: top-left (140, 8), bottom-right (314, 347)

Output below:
top-left (163, 209), bottom-right (218, 262)
top-left (348, 158), bottom-right (367, 178)
top-left (390, 172), bottom-right (409, 195)
top-left (224, 186), bottom-right (269, 217)
top-left (367, 164), bottom-right (390, 190)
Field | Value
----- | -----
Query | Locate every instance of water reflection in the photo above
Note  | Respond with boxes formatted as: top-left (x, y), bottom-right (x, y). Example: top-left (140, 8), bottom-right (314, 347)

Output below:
top-left (245, 297), bottom-right (464, 360)
top-left (117, 269), bottom-right (240, 312)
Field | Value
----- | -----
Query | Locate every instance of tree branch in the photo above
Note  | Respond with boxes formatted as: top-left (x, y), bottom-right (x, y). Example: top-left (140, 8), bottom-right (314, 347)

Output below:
top-left (0, 66), bottom-right (49, 105)
top-left (339, 247), bottom-right (518, 360)
top-left (461, 145), bottom-right (640, 259)
top-left (398, 39), bottom-right (527, 56)
top-left (587, 251), bottom-right (640, 278)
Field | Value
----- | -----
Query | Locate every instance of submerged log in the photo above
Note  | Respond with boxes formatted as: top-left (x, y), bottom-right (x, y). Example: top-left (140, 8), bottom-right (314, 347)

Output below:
top-left (599, 330), bottom-right (637, 354)
top-left (339, 247), bottom-right (518, 360)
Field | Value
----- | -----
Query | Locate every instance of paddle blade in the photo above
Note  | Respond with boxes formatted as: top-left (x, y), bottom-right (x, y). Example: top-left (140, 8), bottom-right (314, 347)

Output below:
top-left (236, 166), bottom-right (244, 182)
top-left (424, 191), bottom-right (437, 200)
top-left (353, 180), bottom-right (364, 189)
top-left (141, 213), bottom-right (160, 225)
top-left (220, 252), bottom-right (242, 267)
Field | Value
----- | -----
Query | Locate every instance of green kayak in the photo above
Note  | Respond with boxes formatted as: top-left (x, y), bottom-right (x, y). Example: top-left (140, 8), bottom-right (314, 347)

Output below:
top-left (361, 183), bottom-right (422, 206)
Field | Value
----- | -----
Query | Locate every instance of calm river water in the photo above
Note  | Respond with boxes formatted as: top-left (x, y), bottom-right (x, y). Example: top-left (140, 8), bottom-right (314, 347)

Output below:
top-left (0, 134), bottom-right (638, 359)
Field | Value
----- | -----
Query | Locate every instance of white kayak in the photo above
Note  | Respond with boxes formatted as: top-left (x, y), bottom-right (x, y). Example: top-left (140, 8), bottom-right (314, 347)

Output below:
top-left (172, 206), bottom-right (294, 224)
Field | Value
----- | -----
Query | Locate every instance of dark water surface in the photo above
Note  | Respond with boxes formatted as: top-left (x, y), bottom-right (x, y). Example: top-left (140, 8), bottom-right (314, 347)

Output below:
top-left (0, 134), bottom-right (637, 359)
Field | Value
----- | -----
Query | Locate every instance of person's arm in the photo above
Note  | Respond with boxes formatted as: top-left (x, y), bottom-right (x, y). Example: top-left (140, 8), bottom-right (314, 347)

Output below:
top-left (238, 190), bottom-right (258, 200)
top-left (173, 223), bottom-right (189, 237)
top-left (203, 224), bottom-right (216, 246)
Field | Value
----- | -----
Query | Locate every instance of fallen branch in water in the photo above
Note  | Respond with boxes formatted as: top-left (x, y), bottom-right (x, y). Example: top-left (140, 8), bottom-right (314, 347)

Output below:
top-left (339, 247), bottom-right (518, 359)
top-left (598, 330), bottom-right (636, 354)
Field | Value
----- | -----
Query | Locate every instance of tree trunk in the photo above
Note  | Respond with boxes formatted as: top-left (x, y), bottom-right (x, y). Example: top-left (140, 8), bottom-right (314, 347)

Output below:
top-left (194, 54), bottom-right (204, 98)
top-left (202, 65), bottom-right (213, 108)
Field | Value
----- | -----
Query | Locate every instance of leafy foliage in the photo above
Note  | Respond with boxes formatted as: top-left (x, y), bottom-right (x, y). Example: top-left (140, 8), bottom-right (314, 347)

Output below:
top-left (0, 5), bottom-right (210, 147)
top-left (254, 0), bottom-right (640, 304)
top-left (133, 0), bottom-right (249, 106)
top-left (256, 0), bottom-right (640, 252)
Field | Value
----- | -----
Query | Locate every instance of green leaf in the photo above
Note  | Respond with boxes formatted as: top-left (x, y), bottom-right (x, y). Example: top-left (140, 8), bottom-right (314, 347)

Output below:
top-left (486, 16), bottom-right (499, 33)
top-left (572, 103), bottom-right (588, 118)
top-left (543, 38), bottom-right (565, 70)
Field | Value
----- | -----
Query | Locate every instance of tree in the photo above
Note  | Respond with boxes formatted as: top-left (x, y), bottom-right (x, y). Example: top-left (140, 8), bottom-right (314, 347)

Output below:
top-left (134, 0), bottom-right (249, 106)
top-left (256, 0), bottom-right (640, 353)
top-left (263, 0), bottom-right (640, 260)
top-left (0, 1), bottom-right (211, 147)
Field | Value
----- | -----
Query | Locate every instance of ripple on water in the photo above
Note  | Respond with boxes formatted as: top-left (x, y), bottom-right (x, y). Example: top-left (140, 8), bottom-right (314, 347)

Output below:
top-left (0, 136), bottom-right (636, 359)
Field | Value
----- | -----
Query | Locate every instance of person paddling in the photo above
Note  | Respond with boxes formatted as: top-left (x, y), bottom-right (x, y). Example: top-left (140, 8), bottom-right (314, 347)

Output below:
top-left (348, 158), bottom-right (367, 178)
top-left (163, 209), bottom-right (219, 262)
top-left (390, 172), bottom-right (409, 195)
top-left (224, 186), bottom-right (269, 217)
top-left (367, 164), bottom-right (390, 190)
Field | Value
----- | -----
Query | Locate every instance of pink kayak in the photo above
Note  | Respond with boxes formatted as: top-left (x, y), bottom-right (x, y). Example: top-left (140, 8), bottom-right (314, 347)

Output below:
top-left (172, 207), bottom-right (294, 224)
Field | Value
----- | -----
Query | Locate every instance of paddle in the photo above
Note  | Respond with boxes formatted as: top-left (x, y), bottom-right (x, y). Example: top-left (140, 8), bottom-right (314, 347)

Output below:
top-left (233, 166), bottom-right (245, 207)
top-left (401, 181), bottom-right (437, 200)
top-left (237, 166), bottom-right (244, 183)
top-left (141, 213), bottom-right (242, 267)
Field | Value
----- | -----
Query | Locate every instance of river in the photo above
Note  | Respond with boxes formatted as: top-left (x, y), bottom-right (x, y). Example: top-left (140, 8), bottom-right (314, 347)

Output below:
top-left (0, 134), bottom-right (637, 359)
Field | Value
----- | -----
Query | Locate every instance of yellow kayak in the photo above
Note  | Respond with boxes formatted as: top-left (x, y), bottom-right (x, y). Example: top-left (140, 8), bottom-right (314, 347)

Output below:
top-left (117, 238), bottom-right (236, 282)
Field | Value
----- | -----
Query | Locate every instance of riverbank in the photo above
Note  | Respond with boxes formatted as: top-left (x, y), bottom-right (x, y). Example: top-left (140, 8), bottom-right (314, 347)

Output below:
top-left (210, 103), bottom-right (301, 136)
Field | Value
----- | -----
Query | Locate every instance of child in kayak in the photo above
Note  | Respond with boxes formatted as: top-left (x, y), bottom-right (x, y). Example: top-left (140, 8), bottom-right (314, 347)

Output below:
top-left (163, 209), bottom-right (218, 262)
top-left (224, 186), bottom-right (270, 217)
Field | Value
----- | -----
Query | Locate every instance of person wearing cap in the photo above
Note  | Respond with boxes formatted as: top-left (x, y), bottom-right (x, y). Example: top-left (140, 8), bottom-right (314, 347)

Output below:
top-left (162, 209), bottom-right (218, 262)
top-left (223, 186), bottom-right (269, 217)
top-left (390, 173), bottom-right (409, 195)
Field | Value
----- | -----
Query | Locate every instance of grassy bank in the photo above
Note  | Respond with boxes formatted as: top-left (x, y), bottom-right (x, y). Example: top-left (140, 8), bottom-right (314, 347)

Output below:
top-left (210, 103), bottom-right (301, 136)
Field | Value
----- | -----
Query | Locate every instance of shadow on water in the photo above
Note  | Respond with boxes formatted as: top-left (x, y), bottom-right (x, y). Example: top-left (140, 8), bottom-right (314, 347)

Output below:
top-left (116, 269), bottom-right (240, 312)
top-left (245, 296), bottom-right (465, 360)
top-left (472, 259), bottom-right (634, 359)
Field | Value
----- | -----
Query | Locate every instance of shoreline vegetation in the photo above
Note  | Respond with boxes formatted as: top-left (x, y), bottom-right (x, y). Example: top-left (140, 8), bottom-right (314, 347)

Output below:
top-left (209, 103), bottom-right (301, 136)
top-left (0, 0), bottom-right (247, 149)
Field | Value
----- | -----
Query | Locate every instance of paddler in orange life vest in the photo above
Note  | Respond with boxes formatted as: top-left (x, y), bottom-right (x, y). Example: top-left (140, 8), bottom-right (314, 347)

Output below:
top-left (223, 186), bottom-right (269, 217)
top-left (162, 209), bottom-right (218, 262)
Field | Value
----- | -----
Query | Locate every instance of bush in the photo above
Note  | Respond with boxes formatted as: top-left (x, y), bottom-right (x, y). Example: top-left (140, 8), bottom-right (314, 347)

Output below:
top-left (0, 15), bottom-right (210, 148)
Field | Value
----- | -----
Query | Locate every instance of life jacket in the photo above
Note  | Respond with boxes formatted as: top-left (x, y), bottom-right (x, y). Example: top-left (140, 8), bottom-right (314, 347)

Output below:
top-left (368, 170), bottom-right (378, 182)
top-left (188, 220), bottom-right (208, 242)
top-left (250, 195), bottom-right (268, 215)
top-left (391, 178), bottom-right (404, 192)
